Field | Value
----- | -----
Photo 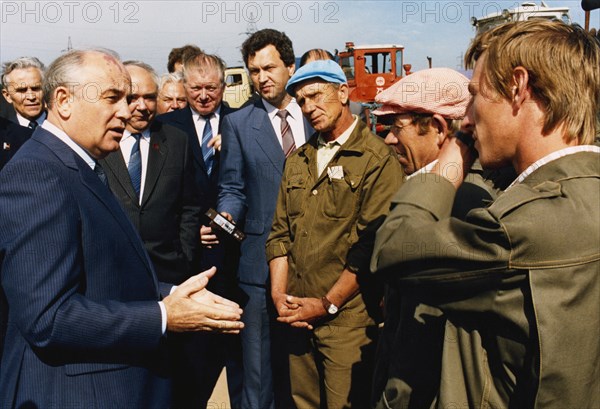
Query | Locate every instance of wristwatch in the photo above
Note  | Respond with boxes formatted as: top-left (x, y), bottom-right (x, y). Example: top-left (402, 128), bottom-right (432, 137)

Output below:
top-left (321, 296), bottom-right (339, 315)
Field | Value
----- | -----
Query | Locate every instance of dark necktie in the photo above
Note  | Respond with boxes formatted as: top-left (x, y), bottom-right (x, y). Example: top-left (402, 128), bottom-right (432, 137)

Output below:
top-left (276, 109), bottom-right (296, 157)
top-left (28, 120), bottom-right (38, 130)
top-left (201, 115), bottom-right (214, 175)
top-left (128, 133), bottom-right (142, 198)
top-left (94, 161), bottom-right (108, 187)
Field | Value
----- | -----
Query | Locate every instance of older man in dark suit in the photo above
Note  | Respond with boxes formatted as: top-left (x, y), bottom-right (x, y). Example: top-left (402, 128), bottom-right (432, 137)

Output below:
top-left (156, 51), bottom-right (242, 408)
top-left (0, 48), bottom-right (243, 408)
top-left (1, 57), bottom-right (46, 129)
top-left (0, 116), bottom-right (32, 171)
top-left (101, 61), bottom-right (200, 285)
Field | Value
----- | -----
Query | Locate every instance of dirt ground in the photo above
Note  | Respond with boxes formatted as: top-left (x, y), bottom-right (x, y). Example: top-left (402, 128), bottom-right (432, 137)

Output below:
top-left (206, 368), bottom-right (231, 409)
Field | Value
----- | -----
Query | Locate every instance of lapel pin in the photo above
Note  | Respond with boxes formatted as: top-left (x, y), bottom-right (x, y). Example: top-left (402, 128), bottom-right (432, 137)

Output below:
top-left (3, 142), bottom-right (10, 151)
top-left (153, 143), bottom-right (159, 150)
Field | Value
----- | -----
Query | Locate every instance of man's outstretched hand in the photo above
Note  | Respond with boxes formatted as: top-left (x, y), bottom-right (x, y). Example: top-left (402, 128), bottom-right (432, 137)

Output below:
top-left (163, 267), bottom-right (244, 334)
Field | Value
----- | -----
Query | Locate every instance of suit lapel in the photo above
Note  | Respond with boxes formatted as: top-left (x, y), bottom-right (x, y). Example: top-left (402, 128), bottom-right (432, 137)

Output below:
top-left (35, 130), bottom-right (156, 283)
top-left (252, 101), bottom-right (285, 176)
top-left (102, 150), bottom-right (138, 204)
top-left (78, 161), bottom-right (158, 288)
top-left (182, 107), bottom-right (208, 175)
top-left (142, 128), bottom-right (167, 206)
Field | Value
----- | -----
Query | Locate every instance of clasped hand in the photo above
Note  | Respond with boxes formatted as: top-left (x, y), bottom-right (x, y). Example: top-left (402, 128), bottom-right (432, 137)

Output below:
top-left (273, 292), bottom-right (326, 330)
top-left (163, 267), bottom-right (244, 334)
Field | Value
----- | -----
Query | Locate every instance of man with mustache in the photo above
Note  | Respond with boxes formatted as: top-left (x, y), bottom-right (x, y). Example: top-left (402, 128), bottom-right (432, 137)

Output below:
top-left (370, 67), bottom-right (510, 409)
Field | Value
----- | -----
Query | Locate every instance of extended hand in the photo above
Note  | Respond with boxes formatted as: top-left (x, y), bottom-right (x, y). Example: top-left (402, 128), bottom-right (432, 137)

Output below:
top-left (163, 267), bottom-right (244, 333)
top-left (276, 295), bottom-right (327, 330)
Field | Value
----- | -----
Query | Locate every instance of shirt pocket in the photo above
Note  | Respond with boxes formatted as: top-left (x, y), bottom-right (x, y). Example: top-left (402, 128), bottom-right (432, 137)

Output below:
top-left (323, 172), bottom-right (361, 219)
top-left (286, 177), bottom-right (306, 219)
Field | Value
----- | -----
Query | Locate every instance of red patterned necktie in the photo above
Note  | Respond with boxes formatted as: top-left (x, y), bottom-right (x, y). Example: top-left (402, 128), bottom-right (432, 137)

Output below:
top-left (276, 109), bottom-right (296, 157)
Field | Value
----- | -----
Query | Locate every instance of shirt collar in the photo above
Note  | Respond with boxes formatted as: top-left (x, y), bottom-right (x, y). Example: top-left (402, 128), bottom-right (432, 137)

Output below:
top-left (190, 105), bottom-right (221, 122)
top-left (408, 159), bottom-right (439, 180)
top-left (42, 120), bottom-right (96, 169)
top-left (123, 128), bottom-right (151, 141)
top-left (16, 111), bottom-right (46, 128)
top-left (317, 115), bottom-right (359, 148)
top-left (508, 145), bottom-right (600, 188)
top-left (263, 98), bottom-right (302, 122)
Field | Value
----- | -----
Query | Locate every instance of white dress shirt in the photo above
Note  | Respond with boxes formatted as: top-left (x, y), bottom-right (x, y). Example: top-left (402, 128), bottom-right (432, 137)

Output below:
top-left (263, 98), bottom-right (306, 149)
top-left (191, 105), bottom-right (221, 149)
top-left (120, 129), bottom-right (151, 204)
top-left (17, 111), bottom-right (46, 128)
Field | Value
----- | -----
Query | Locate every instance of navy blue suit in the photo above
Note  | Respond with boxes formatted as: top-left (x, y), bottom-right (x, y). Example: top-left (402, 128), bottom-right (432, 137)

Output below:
top-left (0, 129), bottom-right (170, 408)
top-left (0, 116), bottom-right (32, 172)
top-left (156, 105), bottom-right (242, 408)
top-left (218, 98), bottom-right (312, 409)
top-left (157, 105), bottom-right (234, 214)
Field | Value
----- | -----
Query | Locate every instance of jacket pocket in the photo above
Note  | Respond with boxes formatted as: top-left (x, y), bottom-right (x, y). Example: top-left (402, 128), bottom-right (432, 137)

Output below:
top-left (65, 362), bottom-right (129, 376)
top-left (286, 177), bottom-right (306, 218)
top-left (323, 172), bottom-right (361, 219)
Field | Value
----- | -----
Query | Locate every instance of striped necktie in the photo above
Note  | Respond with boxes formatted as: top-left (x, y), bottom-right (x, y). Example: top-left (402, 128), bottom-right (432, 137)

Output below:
top-left (277, 109), bottom-right (296, 158)
top-left (28, 120), bottom-right (38, 130)
top-left (201, 115), bottom-right (214, 175)
top-left (128, 133), bottom-right (142, 198)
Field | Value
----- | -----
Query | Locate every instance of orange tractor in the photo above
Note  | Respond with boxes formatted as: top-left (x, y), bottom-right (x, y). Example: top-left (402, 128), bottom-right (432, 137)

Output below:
top-left (338, 42), bottom-right (411, 134)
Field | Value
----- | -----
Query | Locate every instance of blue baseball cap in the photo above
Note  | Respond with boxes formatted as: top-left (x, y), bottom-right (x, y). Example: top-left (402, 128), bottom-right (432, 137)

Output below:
top-left (286, 60), bottom-right (347, 97)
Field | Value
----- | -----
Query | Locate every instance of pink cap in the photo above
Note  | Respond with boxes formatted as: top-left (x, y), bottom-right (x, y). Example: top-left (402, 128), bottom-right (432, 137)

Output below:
top-left (373, 68), bottom-right (470, 120)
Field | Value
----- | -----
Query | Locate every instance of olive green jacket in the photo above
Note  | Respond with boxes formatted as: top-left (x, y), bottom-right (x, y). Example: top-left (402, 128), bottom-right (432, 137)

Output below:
top-left (372, 152), bottom-right (600, 408)
top-left (266, 120), bottom-right (402, 327)
top-left (371, 162), bottom-right (504, 409)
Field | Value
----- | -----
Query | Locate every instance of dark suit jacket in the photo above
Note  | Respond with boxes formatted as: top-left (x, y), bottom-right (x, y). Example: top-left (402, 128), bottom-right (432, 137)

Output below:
top-left (0, 128), bottom-right (170, 408)
top-left (101, 121), bottom-right (201, 285)
top-left (0, 92), bottom-right (17, 124)
top-left (0, 116), bottom-right (32, 171)
top-left (156, 105), bottom-right (239, 295)
top-left (156, 104), bottom-right (235, 213)
top-left (217, 98), bottom-right (313, 285)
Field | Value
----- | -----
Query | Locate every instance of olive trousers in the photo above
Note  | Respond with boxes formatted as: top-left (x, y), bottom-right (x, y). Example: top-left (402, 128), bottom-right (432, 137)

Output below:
top-left (284, 323), bottom-right (378, 409)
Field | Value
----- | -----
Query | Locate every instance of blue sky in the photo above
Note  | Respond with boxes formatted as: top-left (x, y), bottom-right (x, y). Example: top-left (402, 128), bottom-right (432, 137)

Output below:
top-left (0, 1), bottom-right (596, 73)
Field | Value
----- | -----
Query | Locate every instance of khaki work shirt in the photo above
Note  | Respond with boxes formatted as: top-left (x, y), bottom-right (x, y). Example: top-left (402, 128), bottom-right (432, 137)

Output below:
top-left (266, 120), bottom-right (402, 327)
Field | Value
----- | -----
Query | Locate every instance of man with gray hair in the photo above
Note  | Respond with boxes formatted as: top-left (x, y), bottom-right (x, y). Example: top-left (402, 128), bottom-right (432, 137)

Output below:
top-left (0, 49), bottom-right (243, 408)
top-left (1, 56), bottom-right (46, 129)
top-left (101, 60), bottom-right (200, 286)
top-left (157, 72), bottom-right (187, 115)
top-left (157, 51), bottom-right (242, 409)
